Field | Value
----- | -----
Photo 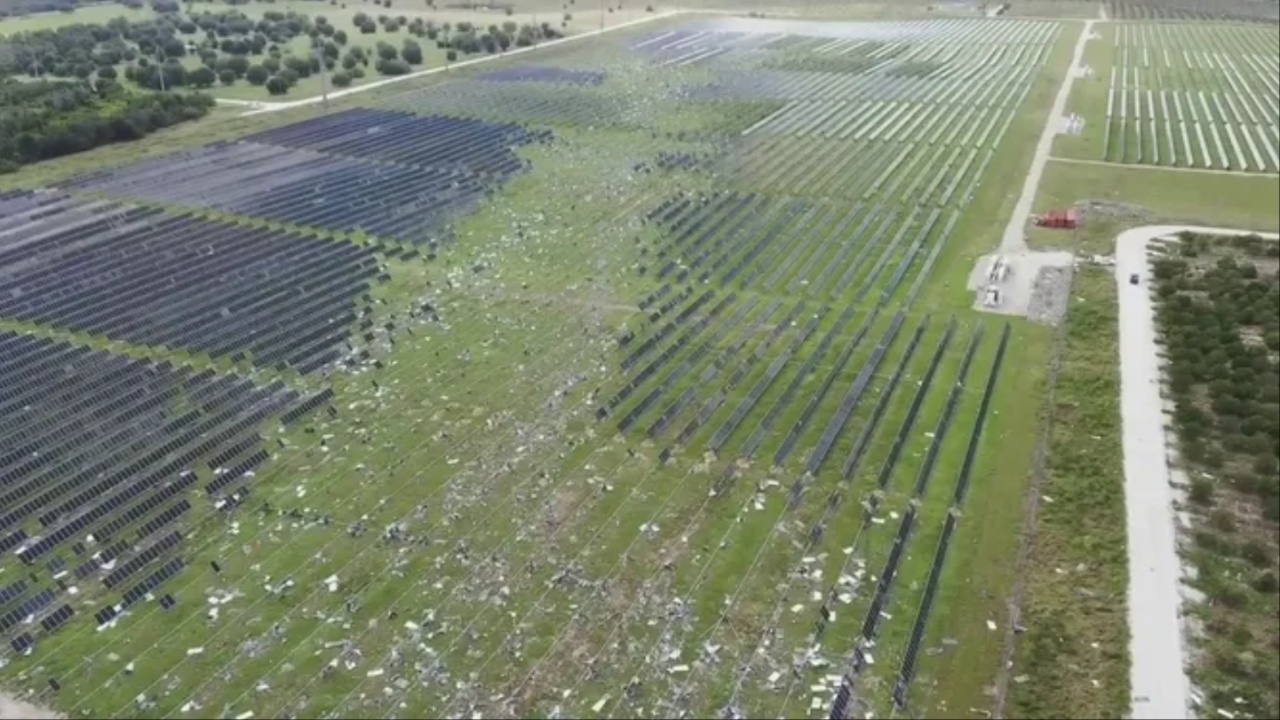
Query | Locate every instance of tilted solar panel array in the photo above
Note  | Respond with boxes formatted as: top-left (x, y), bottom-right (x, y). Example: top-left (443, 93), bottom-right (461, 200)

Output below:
top-left (64, 109), bottom-right (549, 245)
top-left (474, 65), bottom-right (607, 86)
top-left (0, 192), bottom-right (379, 375)
top-left (241, 107), bottom-right (550, 175)
top-left (0, 329), bottom-right (327, 647)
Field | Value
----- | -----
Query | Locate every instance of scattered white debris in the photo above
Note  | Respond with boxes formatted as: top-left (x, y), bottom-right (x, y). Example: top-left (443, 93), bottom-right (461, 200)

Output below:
top-left (987, 620), bottom-right (997, 631)
top-left (668, 664), bottom-right (689, 674)
top-left (790, 604), bottom-right (805, 614)
top-left (186, 647), bottom-right (204, 656)
top-left (591, 695), bottom-right (610, 713)
top-left (367, 668), bottom-right (385, 678)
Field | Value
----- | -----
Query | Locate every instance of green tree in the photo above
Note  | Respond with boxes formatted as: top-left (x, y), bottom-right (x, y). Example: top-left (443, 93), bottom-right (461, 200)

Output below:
top-left (376, 58), bottom-right (410, 75)
top-left (283, 56), bottom-right (311, 77)
top-left (265, 75), bottom-right (289, 95)
top-left (331, 70), bottom-right (352, 87)
top-left (246, 64), bottom-right (269, 85)
top-left (401, 39), bottom-right (423, 64)
top-left (218, 68), bottom-right (236, 85)
top-left (226, 54), bottom-right (250, 76)
top-left (188, 65), bottom-right (217, 88)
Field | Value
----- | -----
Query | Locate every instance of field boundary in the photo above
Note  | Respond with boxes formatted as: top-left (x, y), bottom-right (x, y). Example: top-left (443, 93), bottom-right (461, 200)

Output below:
top-left (1050, 156), bottom-right (1280, 178)
top-left (1114, 224), bottom-right (1280, 720)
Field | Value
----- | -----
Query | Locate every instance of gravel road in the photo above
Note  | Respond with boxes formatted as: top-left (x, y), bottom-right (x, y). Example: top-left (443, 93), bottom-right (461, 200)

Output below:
top-left (1114, 224), bottom-right (1280, 720)
top-left (999, 18), bottom-right (1095, 255)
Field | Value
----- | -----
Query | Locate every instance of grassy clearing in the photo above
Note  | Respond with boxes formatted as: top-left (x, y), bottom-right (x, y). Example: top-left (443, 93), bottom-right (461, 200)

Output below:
top-left (0, 2), bottom-right (153, 32)
top-left (1028, 158), bottom-right (1280, 255)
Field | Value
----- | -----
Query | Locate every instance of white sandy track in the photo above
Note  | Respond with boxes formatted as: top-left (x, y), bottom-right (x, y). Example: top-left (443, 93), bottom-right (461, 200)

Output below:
top-left (1115, 224), bottom-right (1280, 720)
top-left (999, 18), bottom-right (1095, 255)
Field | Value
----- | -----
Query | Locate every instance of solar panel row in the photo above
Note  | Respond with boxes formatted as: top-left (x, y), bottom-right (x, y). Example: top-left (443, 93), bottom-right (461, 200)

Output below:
top-left (0, 329), bottom-right (329, 641)
top-left (0, 192), bottom-right (380, 375)
top-left (64, 110), bottom-right (546, 244)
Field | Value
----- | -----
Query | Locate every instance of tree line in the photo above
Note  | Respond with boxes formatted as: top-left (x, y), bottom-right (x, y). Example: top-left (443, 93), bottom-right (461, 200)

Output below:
top-left (1153, 235), bottom-right (1280, 518)
top-left (0, 77), bottom-right (213, 173)
top-left (1, 6), bottom-right (567, 97)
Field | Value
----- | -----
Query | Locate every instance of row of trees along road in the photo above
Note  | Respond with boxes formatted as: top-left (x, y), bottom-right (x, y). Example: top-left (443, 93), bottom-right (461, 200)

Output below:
top-left (1, 5), bottom-right (566, 97)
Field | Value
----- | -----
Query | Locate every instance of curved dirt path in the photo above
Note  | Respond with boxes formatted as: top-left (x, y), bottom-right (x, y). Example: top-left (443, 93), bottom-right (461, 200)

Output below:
top-left (1114, 224), bottom-right (1280, 720)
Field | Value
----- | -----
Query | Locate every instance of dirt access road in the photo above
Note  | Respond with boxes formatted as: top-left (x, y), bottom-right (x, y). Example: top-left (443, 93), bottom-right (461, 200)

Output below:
top-left (1115, 224), bottom-right (1280, 720)
top-left (969, 18), bottom-right (1094, 325)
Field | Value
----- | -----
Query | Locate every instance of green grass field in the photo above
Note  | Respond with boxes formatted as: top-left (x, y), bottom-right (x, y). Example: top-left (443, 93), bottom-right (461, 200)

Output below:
top-left (2, 9), bottom-right (1277, 720)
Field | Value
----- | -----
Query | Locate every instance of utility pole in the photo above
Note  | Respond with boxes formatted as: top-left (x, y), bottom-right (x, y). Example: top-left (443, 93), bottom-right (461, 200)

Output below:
top-left (315, 41), bottom-right (329, 112)
top-left (599, 0), bottom-right (604, 32)
top-left (158, 48), bottom-right (167, 92)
